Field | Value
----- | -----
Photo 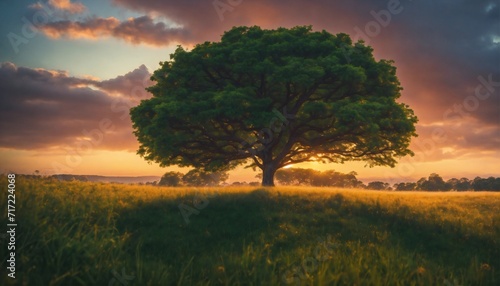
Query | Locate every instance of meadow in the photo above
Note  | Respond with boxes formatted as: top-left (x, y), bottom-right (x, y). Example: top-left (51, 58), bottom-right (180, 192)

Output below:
top-left (1, 175), bottom-right (499, 285)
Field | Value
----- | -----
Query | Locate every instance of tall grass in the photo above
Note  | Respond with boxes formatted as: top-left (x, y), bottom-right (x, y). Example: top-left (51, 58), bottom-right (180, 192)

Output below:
top-left (0, 176), bottom-right (498, 285)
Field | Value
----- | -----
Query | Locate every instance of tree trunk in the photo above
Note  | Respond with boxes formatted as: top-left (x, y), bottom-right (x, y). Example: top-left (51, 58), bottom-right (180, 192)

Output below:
top-left (261, 164), bottom-right (276, 186)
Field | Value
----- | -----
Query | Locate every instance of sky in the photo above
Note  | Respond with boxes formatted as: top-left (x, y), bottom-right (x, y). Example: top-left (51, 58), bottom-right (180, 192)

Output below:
top-left (0, 0), bottom-right (499, 183)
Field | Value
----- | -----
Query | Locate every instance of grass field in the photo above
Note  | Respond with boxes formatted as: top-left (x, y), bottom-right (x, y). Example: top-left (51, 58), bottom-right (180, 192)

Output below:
top-left (1, 175), bottom-right (499, 285)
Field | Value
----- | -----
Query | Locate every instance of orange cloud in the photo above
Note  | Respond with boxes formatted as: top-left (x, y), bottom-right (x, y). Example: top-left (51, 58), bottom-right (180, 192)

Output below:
top-left (38, 16), bottom-right (191, 46)
top-left (40, 17), bottom-right (120, 40)
top-left (48, 0), bottom-right (86, 14)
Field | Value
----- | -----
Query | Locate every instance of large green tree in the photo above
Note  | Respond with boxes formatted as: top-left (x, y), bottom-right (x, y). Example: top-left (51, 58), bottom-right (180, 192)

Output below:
top-left (131, 26), bottom-right (418, 186)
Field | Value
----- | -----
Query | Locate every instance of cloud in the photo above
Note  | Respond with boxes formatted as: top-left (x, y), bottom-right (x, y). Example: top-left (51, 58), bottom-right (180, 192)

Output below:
top-left (38, 15), bottom-right (191, 46)
top-left (409, 122), bottom-right (500, 162)
top-left (0, 62), bottom-right (152, 151)
top-left (109, 0), bottom-right (369, 44)
top-left (97, 64), bottom-right (153, 98)
top-left (48, 0), bottom-right (86, 14)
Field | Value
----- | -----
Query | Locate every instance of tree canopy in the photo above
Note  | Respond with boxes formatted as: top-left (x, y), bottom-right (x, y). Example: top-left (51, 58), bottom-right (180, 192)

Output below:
top-left (130, 26), bottom-right (418, 186)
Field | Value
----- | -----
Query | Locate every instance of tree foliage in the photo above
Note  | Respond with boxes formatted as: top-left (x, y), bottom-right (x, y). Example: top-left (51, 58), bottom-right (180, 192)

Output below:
top-left (391, 175), bottom-right (500, 192)
top-left (158, 171), bottom-right (183, 186)
top-left (393, 182), bottom-right (417, 191)
top-left (182, 169), bottom-right (228, 186)
top-left (158, 169), bottom-right (228, 186)
top-left (472, 177), bottom-right (500, 191)
top-left (130, 26), bottom-right (418, 186)
top-left (274, 168), bottom-right (317, 185)
top-left (416, 173), bottom-right (451, 191)
top-left (446, 177), bottom-right (471, 191)
top-left (262, 168), bottom-right (364, 187)
top-left (311, 170), bottom-right (364, 188)
top-left (366, 181), bottom-right (391, 190)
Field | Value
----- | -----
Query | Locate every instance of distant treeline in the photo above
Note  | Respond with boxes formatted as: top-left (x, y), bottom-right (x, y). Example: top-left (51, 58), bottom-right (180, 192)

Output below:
top-left (14, 170), bottom-right (500, 191)
top-left (271, 168), bottom-right (500, 191)
top-left (48, 174), bottom-right (160, 184)
top-left (7, 174), bottom-right (162, 185)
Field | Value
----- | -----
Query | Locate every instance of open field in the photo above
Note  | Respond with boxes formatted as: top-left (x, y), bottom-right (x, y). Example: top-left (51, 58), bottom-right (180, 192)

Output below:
top-left (1, 176), bottom-right (499, 285)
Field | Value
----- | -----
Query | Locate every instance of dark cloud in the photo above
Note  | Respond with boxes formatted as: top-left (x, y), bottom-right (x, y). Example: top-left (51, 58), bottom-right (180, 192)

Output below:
top-left (0, 62), bottom-right (152, 151)
top-left (97, 64), bottom-right (152, 99)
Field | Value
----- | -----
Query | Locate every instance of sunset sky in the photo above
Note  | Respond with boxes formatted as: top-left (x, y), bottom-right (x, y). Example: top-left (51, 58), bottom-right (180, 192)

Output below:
top-left (0, 0), bottom-right (499, 183)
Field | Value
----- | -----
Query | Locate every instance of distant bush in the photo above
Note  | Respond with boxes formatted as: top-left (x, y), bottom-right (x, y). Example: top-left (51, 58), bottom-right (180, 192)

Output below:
top-left (158, 169), bottom-right (228, 187)
top-left (366, 181), bottom-right (391, 190)
top-left (261, 168), bottom-right (365, 188)
top-left (159, 171), bottom-right (183, 186)
top-left (393, 182), bottom-right (417, 191)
